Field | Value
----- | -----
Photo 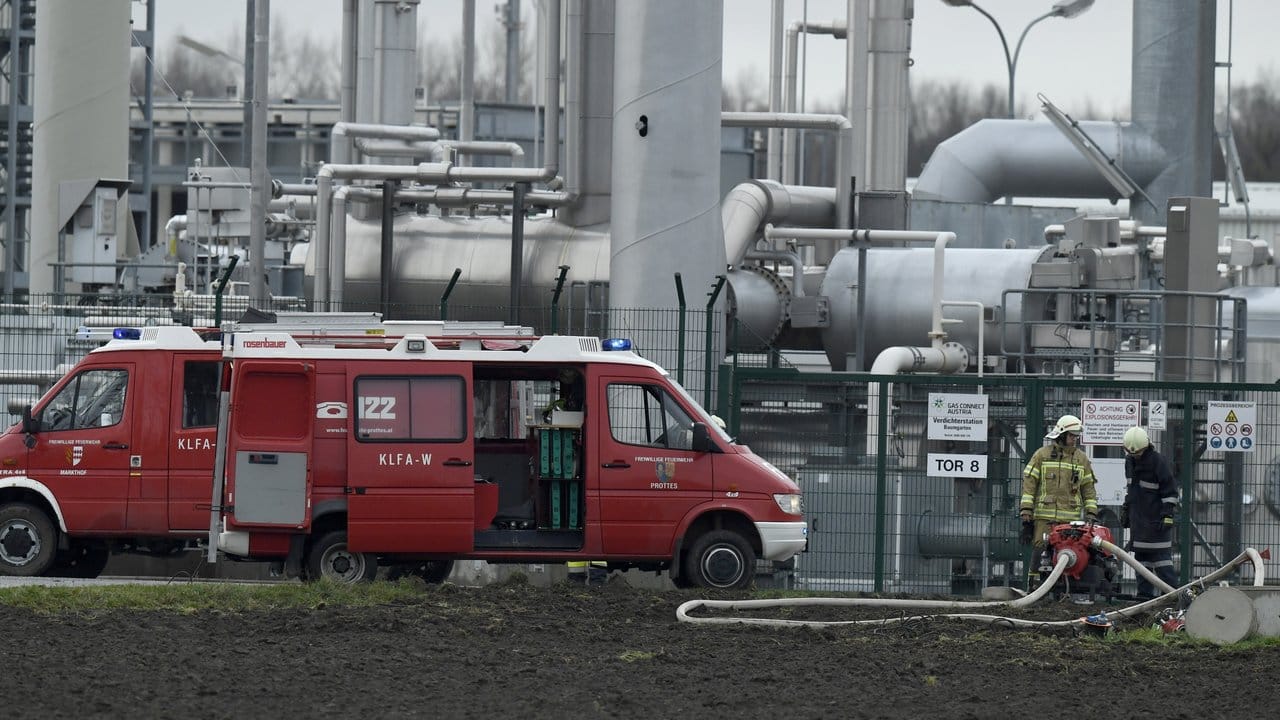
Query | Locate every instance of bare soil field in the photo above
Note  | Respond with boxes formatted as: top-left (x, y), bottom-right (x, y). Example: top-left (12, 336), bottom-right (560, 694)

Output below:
top-left (2, 578), bottom-right (1276, 719)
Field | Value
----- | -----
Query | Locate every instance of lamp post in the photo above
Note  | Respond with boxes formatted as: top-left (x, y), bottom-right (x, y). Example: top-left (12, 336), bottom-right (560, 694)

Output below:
top-left (942, 0), bottom-right (1095, 118)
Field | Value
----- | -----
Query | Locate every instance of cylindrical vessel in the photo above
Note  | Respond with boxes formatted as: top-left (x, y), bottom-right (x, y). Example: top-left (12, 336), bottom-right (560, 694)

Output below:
top-left (819, 246), bottom-right (1052, 370)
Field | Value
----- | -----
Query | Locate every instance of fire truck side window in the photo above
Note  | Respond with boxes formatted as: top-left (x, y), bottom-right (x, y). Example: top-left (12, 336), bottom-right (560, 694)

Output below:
top-left (182, 361), bottom-right (220, 429)
top-left (606, 383), bottom-right (694, 450)
top-left (40, 369), bottom-right (128, 432)
top-left (355, 376), bottom-right (466, 442)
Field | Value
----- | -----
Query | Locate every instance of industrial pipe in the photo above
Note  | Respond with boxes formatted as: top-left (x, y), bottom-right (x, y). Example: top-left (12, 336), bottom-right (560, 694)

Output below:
top-left (782, 20), bottom-right (845, 185)
top-left (721, 180), bottom-right (837, 267)
top-left (722, 112), bottom-right (853, 229)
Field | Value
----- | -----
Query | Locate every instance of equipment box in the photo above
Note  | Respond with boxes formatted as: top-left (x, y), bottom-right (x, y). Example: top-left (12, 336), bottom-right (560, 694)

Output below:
top-left (532, 425), bottom-right (582, 529)
top-left (535, 426), bottom-right (578, 479)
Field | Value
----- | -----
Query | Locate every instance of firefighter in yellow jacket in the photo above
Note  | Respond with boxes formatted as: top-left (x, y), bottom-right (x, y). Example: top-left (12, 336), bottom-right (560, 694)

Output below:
top-left (1019, 414), bottom-right (1099, 549)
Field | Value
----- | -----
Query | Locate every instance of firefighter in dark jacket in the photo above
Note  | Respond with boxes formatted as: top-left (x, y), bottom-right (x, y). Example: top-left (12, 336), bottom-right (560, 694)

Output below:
top-left (1121, 426), bottom-right (1180, 598)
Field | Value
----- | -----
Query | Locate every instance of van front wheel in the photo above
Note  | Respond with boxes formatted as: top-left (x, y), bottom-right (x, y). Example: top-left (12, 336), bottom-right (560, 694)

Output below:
top-left (305, 531), bottom-right (378, 583)
top-left (0, 503), bottom-right (57, 576)
top-left (686, 530), bottom-right (755, 590)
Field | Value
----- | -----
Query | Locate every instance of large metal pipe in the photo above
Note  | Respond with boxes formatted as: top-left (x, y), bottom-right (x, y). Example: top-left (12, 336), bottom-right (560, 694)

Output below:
top-left (782, 20), bottom-right (845, 185)
top-left (30, 0), bottom-right (131, 295)
top-left (372, 0), bottom-right (418, 130)
top-left (722, 112), bottom-right (852, 230)
top-left (460, 0), bottom-right (476, 143)
top-left (766, 0), bottom-right (785, 180)
top-left (249, 0), bottom-right (270, 304)
top-left (610, 0), bottom-right (726, 384)
top-left (558, 0), bottom-right (612, 228)
top-left (913, 119), bottom-right (1168, 204)
top-left (846, 0), bottom-right (870, 193)
top-left (864, 0), bottom-right (911, 192)
top-left (329, 122), bottom-right (441, 169)
top-left (721, 179), bottom-right (836, 266)
top-left (341, 0), bottom-right (357, 125)
top-left (1131, 0), bottom-right (1215, 226)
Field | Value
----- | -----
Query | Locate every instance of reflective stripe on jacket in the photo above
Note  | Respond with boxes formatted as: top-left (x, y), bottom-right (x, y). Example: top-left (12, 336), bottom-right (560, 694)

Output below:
top-left (1021, 442), bottom-right (1098, 521)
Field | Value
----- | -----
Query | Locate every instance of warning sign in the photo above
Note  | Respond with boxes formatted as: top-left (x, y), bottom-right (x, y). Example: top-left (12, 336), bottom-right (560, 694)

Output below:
top-left (1079, 398), bottom-right (1141, 446)
top-left (1207, 401), bottom-right (1256, 453)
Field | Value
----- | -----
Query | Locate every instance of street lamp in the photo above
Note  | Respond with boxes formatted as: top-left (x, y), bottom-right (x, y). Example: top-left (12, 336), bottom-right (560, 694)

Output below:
top-left (176, 35), bottom-right (244, 68)
top-left (942, 0), bottom-right (1095, 118)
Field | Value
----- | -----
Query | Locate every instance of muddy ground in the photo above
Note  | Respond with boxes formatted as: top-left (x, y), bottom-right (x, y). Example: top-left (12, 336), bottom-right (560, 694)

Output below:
top-left (2, 577), bottom-right (1276, 719)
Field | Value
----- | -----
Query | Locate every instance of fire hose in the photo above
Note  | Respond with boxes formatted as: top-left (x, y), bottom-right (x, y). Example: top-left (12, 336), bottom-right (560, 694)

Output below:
top-left (676, 548), bottom-right (1266, 630)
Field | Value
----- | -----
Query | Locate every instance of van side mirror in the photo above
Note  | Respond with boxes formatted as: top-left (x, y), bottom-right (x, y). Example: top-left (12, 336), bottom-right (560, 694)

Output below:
top-left (21, 405), bottom-right (35, 434)
top-left (691, 422), bottom-right (718, 453)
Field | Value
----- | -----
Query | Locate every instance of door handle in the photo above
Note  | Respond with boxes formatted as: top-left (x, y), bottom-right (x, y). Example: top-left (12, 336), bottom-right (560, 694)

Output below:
top-left (104, 442), bottom-right (129, 450)
top-left (602, 461), bottom-right (631, 469)
top-left (442, 458), bottom-right (473, 467)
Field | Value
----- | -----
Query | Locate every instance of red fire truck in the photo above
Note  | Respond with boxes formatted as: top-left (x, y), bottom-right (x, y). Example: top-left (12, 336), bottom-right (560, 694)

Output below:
top-left (0, 320), bottom-right (807, 589)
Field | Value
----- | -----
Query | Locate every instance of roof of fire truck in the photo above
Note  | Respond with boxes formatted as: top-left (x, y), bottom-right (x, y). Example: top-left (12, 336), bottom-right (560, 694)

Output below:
top-left (89, 314), bottom-right (661, 371)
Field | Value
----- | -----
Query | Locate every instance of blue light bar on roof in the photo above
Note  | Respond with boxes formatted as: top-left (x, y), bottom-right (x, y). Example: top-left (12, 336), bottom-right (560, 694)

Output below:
top-left (113, 328), bottom-right (142, 340)
top-left (602, 338), bottom-right (632, 351)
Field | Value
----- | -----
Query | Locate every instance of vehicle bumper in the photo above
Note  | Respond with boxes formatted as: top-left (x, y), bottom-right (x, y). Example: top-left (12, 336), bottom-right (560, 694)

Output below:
top-left (218, 530), bottom-right (250, 557)
top-left (756, 521), bottom-right (808, 561)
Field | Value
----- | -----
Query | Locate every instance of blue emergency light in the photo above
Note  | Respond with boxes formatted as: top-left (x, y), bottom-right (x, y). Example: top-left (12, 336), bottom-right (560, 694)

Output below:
top-left (112, 328), bottom-right (142, 340)
top-left (602, 338), bottom-right (632, 351)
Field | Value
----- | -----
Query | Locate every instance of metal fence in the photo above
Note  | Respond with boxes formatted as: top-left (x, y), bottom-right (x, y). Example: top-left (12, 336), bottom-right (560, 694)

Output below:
top-left (722, 367), bottom-right (1280, 595)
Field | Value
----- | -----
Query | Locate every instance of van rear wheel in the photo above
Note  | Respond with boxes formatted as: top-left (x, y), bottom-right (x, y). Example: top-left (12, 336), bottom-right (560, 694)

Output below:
top-left (306, 531), bottom-right (378, 583)
top-left (686, 530), bottom-right (755, 590)
top-left (0, 503), bottom-right (57, 576)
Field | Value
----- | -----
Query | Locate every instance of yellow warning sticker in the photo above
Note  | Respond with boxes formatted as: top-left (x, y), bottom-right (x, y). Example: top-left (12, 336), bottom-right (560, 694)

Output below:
top-left (1225, 410), bottom-right (1239, 423)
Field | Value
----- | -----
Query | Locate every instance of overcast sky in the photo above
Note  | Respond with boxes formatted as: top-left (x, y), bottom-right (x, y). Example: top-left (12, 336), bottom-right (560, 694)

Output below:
top-left (143, 1), bottom-right (1279, 117)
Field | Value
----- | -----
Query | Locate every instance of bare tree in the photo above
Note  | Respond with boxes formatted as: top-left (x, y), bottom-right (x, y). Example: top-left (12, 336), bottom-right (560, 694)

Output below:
top-left (1223, 73), bottom-right (1280, 182)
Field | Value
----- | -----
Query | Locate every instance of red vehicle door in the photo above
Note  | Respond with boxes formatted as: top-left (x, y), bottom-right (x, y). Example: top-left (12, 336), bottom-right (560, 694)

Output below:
top-left (225, 360), bottom-right (315, 531)
top-left (165, 355), bottom-right (221, 531)
top-left (595, 376), bottom-right (714, 556)
top-left (26, 364), bottom-right (135, 532)
top-left (345, 363), bottom-right (474, 554)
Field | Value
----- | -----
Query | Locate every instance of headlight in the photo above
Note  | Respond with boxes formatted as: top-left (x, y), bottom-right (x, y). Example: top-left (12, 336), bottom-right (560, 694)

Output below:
top-left (773, 493), bottom-right (803, 515)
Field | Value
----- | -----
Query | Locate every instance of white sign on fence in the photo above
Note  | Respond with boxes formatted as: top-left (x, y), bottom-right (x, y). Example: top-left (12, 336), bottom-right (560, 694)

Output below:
top-left (1207, 401), bottom-right (1257, 453)
top-left (1079, 398), bottom-right (1142, 446)
top-left (927, 393), bottom-right (989, 441)
top-left (927, 453), bottom-right (988, 478)
top-left (1148, 400), bottom-right (1168, 431)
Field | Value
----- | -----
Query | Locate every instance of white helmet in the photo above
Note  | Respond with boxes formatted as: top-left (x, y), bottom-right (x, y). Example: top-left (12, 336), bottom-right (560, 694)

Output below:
top-left (1123, 426), bottom-right (1150, 453)
top-left (1045, 414), bottom-right (1084, 440)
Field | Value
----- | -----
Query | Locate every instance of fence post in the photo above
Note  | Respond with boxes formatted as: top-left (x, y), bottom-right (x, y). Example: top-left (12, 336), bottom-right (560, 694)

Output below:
top-left (439, 268), bottom-right (462, 320)
top-left (213, 255), bottom-right (240, 326)
top-left (702, 275), bottom-right (725, 409)
top-left (1179, 386), bottom-right (1195, 585)
top-left (874, 376), bottom-right (888, 593)
top-left (674, 273), bottom-right (686, 386)
top-left (550, 265), bottom-right (569, 334)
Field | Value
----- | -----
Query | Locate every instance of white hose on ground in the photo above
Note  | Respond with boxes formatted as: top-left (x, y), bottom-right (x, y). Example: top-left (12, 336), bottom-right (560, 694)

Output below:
top-left (1094, 539), bottom-right (1178, 596)
top-left (676, 548), bottom-right (1268, 630)
top-left (675, 553), bottom-right (1073, 627)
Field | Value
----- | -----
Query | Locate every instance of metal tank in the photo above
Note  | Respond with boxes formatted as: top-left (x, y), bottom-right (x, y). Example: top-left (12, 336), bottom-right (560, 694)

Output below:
top-left (818, 246), bottom-right (1054, 371)
top-left (30, 0), bottom-right (131, 294)
top-left (330, 214), bottom-right (610, 313)
top-left (609, 0), bottom-right (726, 376)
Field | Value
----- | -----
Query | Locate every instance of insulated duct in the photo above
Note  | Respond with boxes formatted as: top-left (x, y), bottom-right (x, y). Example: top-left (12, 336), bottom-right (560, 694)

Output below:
top-left (913, 0), bottom-right (1214, 221)
top-left (912, 119), bottom-right (1167, 204)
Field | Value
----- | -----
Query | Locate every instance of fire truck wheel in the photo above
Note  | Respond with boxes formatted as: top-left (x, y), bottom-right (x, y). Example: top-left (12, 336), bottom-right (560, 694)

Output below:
top-left (306, 531), bottom-right (378, 583)
top-left (46, 540), bottom-right (111, 579)
top-left (0, 503), bottom-right (58, 576)
top-left (686, 530), bottom-right (755, 590)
